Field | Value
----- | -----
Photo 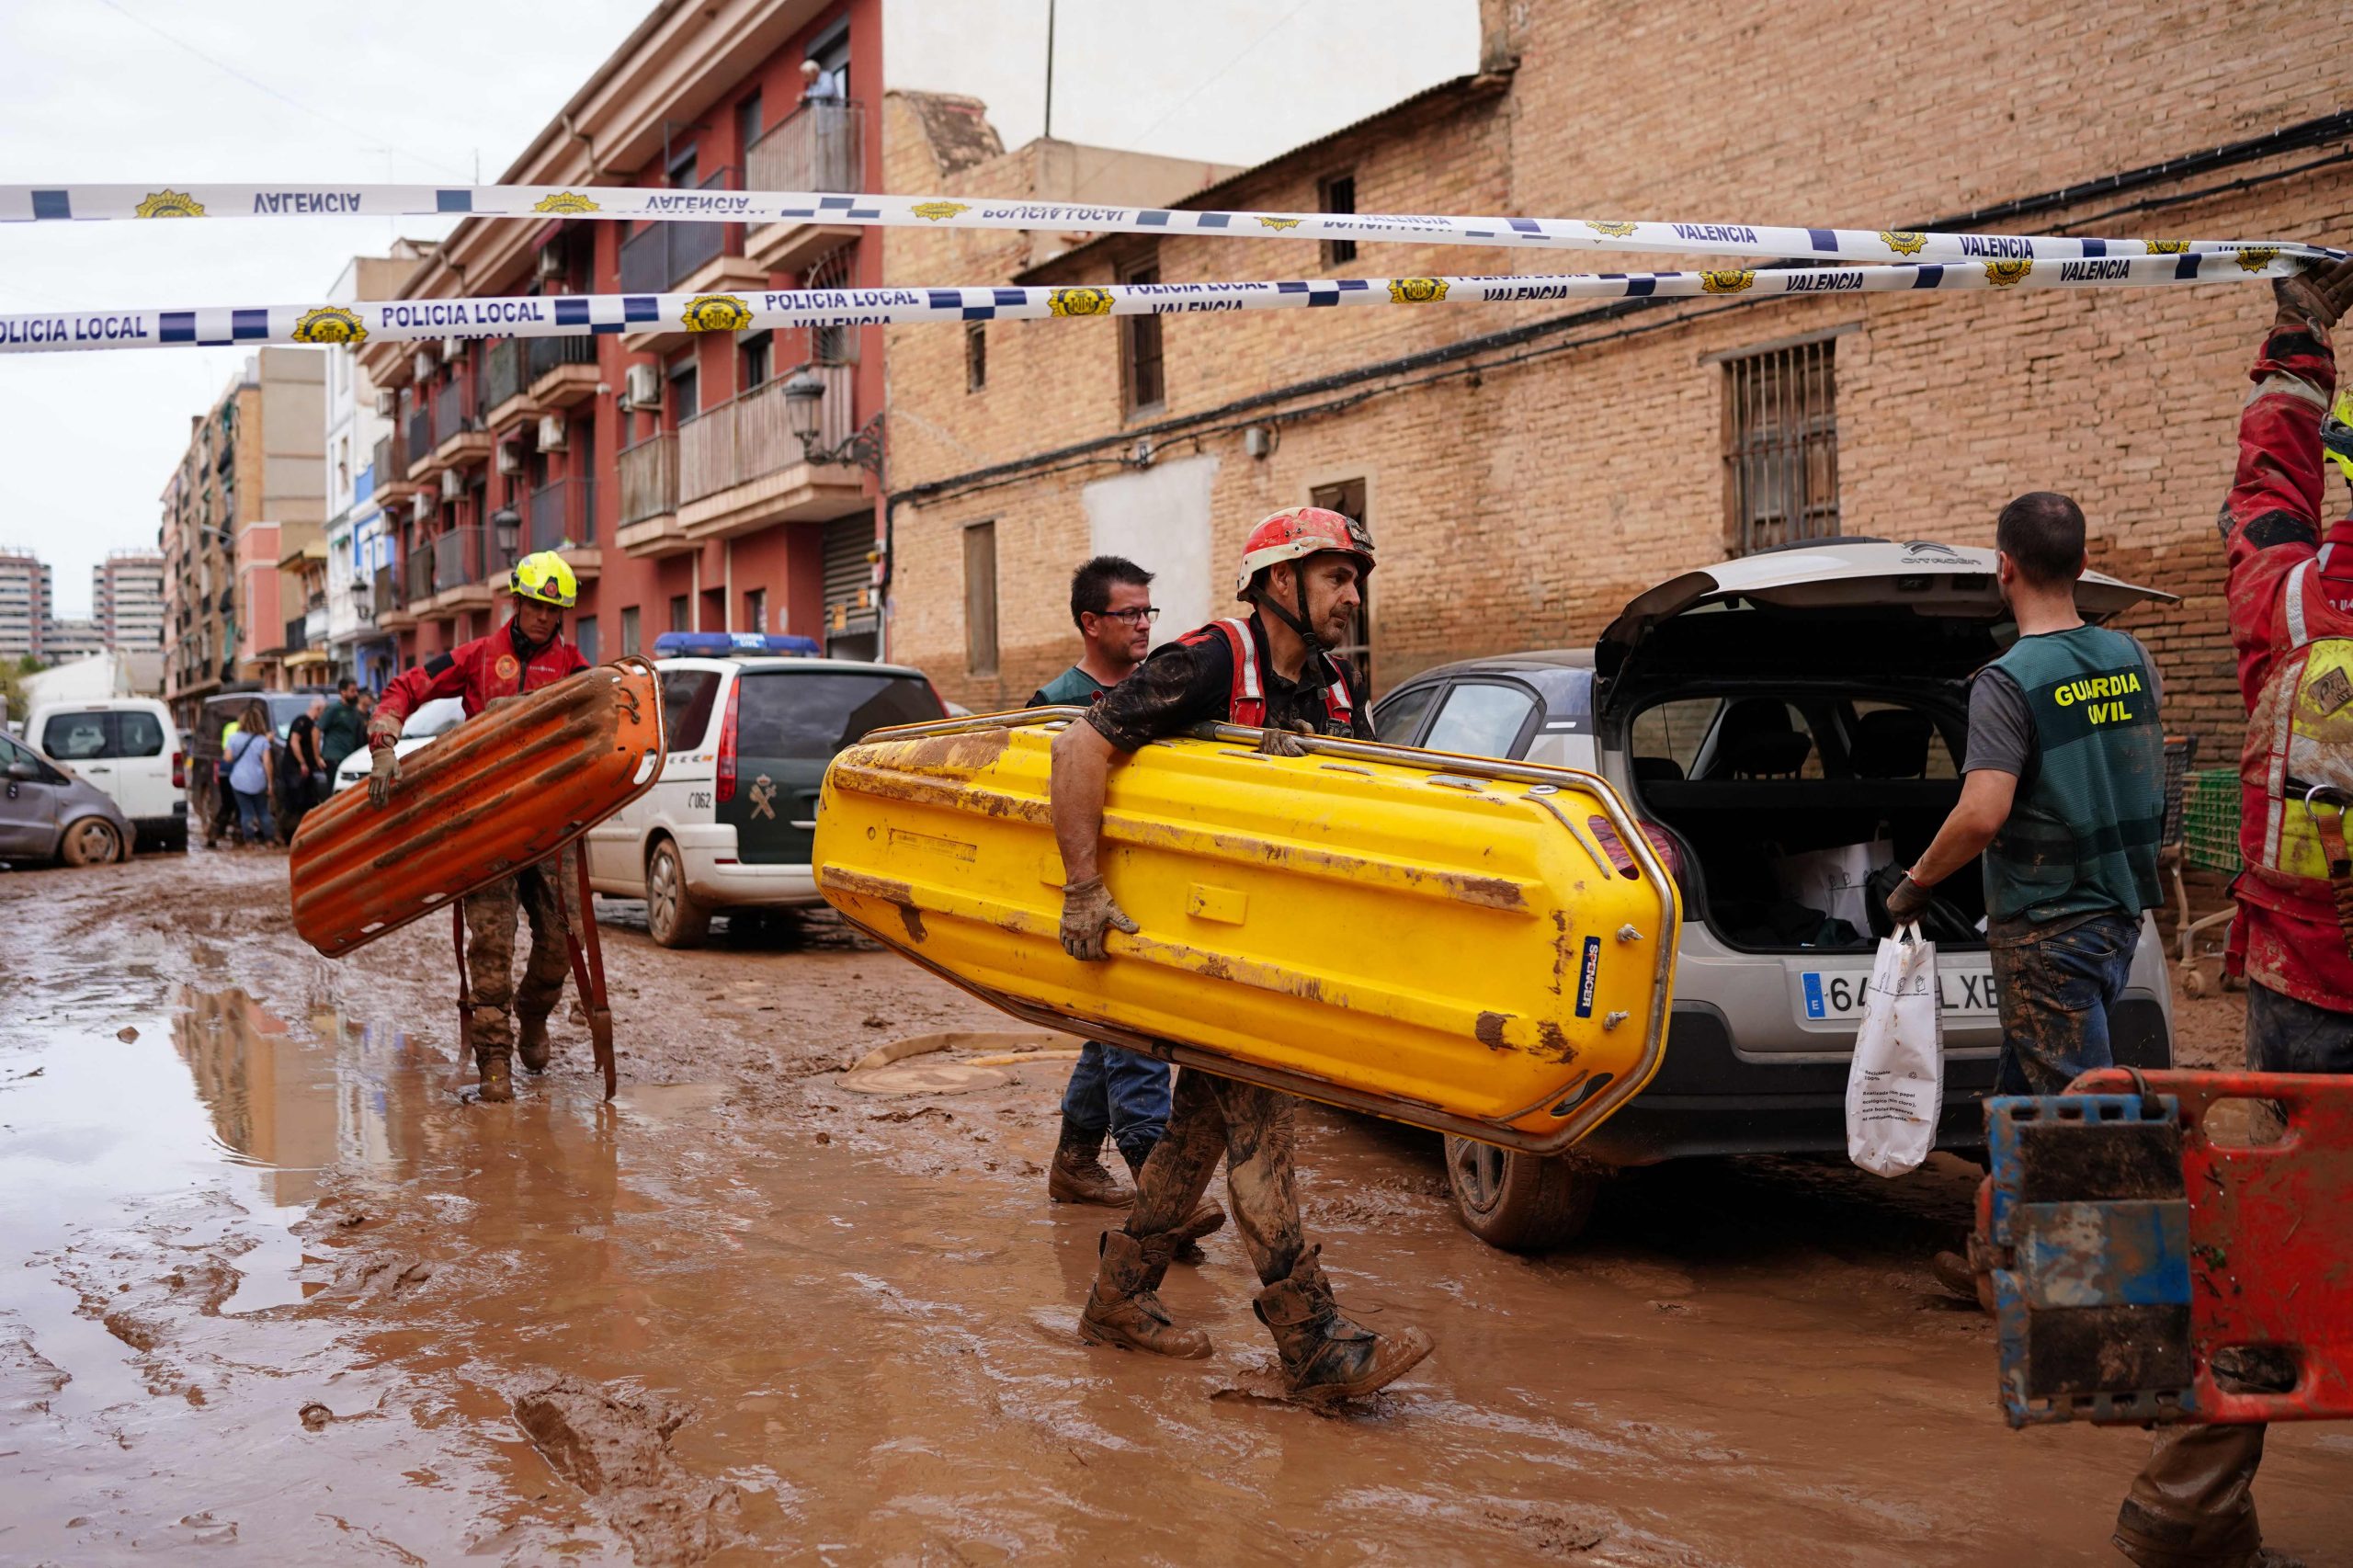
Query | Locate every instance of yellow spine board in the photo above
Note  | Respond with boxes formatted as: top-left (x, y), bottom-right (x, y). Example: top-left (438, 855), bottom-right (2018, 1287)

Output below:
top-left (815, 715), bottom-right (1677, 1154)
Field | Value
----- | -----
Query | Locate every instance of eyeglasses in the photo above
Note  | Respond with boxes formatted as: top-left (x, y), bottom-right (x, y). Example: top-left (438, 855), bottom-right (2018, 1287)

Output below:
top-left (1096, 607), bottom-right (1161, 624)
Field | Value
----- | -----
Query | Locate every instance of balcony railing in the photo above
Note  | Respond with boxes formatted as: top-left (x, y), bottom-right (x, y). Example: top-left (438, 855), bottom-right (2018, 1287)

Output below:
top-left (619, 433), bottom-right (677, 525)
top-left (529, 479), bottom-right (597, 551)
top-left (483, 513), bottom-right (523, 579)
top-left (405, 409), bottom-right (433, 474)
top-left (677, 363), bottom-right (853, 506)
top-left (432, 527), bottom-right (483, 593)
top-left (484, 339), bottom-right (525, 414)
top-left (405, 548), bottom-right (435, 605)
top-left (432, 381), bottom-right (467, 448)
top-left (748, 99), bottom-right (864, 194)
top-left (527, 333), bottom-right (597, 383)
top-left (619, 167), bottom-right (738, 293)
top-left (373, 563), bottom-right (400, 617)
top-left (284, 615), bottom-right (308, 653)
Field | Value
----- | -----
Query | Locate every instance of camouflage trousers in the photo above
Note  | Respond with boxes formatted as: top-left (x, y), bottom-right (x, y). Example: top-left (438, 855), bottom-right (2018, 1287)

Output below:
top-left (1125, 1064), bottom-right (1307, 1286)
top-left (463, 847), bottom-right (578, 1062)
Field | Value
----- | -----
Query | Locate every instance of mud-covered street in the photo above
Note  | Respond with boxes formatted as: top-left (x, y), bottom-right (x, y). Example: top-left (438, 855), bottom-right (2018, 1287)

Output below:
top-left (0, 851), bottom-right (2345, 1565)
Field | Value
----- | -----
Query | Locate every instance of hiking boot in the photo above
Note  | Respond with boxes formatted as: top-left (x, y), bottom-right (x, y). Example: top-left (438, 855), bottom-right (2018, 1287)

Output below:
top-left (1077, 1231), bottom-right (1211, 1359)
top-left (1121, 1146), bottom-right (1224, 1265)
top-left (1049, 1119), bottom-right (1133, 1208)
top-left (474, 1051), bottom-right (516, 1104)
top-left (1252, 1245), bottom-right (1432, 1404)
top-left (1932, 1250), bottom-right (1996, 1316)
top-left (517, 1013), bottom-right (552, 1074)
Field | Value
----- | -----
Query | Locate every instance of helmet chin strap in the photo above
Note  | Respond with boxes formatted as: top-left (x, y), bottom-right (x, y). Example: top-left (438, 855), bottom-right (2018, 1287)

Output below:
top-left (509, 608), bottom-right (551, 661)
top-left (1259, 564), bottom-right (1341, 693)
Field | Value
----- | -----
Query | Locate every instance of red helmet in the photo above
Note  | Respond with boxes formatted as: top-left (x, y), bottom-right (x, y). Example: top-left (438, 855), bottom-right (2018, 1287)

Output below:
top-left (1233, 506), bottom-right (1375, 601)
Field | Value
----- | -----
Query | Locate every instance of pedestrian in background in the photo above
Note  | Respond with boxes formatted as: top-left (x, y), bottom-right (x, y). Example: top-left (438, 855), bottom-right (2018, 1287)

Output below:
top-left (225, 700), bottom-right (276, 849)
top-left (280, 695), bottom-right (326, 837)
top-left (319, 678), bottom-right (367, 778)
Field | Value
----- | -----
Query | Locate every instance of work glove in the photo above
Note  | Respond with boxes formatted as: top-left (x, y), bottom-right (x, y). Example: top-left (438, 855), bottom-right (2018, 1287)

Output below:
top-left (1060, 876), bottom-right (1139, 961)
top-left (367, 744), bottom-right (402, 809)
top-left (1256, 719), bottom-right (1316, 759)
top-left (2273, 252), bottom-right (2353, 334)
top-left (1882, 872), bottom-right (1934, 927)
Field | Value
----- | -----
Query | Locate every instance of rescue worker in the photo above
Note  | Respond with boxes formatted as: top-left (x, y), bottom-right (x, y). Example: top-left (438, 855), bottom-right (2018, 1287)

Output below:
top-left (366, 551), bottom-right (590, 1104)
top-left (1028, 555), bottom-right (1177, 1210)
top-left (2109, 250), bottom-right (2353, 1568)
top-left (1050, 506), bottom-right (1434, 1403)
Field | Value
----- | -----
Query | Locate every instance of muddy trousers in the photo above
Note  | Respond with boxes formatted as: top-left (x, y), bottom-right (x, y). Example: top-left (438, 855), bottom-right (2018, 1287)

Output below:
top-left (1125, 1066), bottom-right (1305, 1286)
top-left (462, 850), bottom-right (577, 1064)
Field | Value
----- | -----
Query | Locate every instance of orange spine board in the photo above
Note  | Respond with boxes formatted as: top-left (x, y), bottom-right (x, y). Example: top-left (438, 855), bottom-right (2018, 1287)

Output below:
top-left (288, 660), bottom-right (666, 958)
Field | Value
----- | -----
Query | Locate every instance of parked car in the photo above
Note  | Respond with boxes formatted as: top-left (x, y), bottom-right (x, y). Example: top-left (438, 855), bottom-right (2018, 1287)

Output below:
top-left (1371, 539), bottom-right (2178, 1250)
top-left (583, 635), bottom-right (948, 947)
top-left (183, 687), bottom-right (336, 839)
top-left (329, 698), bottom-right (468, 792)
top-left (0, 729), bottom-right (134, 868)
top-left (26, 698), bottom-right (183, 851)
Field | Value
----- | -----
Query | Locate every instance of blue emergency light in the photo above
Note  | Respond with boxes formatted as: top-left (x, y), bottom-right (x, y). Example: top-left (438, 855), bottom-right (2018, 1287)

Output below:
top-left (652, 631), bottom-right (822, 658)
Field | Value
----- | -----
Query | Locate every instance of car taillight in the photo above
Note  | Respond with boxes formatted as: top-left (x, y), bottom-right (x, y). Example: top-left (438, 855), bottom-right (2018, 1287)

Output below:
top-left (171, 750), bottom-right (185, 789)
top-left (716, 678), bottom-right (741, 803)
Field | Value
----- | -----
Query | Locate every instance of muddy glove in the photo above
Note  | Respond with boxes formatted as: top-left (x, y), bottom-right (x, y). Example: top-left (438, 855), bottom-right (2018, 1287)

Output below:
top-left (1060, 876), bottom-right (1139, 961)
top-left (1256, 720), bottom-right (1315, 759)
top-left (2274, 252), bottom-right (2353, 333)
top-left (1882, 872), bottom-right (1934, 927)
top-left (366, 742), bottom-right (402, 809)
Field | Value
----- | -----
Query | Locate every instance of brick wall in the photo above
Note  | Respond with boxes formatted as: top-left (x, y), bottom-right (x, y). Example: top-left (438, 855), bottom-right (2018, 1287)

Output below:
top-left (880, 2), bottom-right (2353, 767)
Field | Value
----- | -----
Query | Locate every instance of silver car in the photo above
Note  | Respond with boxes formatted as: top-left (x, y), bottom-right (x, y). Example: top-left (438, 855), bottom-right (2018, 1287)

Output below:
top-left (0, 729), bottom-right (134, 868)
top-left (1373, 539), bottom-right (2178, 1250)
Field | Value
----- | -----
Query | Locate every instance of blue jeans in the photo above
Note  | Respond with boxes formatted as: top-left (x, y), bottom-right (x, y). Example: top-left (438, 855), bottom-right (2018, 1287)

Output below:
top-left (1990, 911), bottom-right (2140, 1095)
top-left (1061, 1041), bottom-right (1171, 1167)
top-left (233, 789), bottom-right (276, 846)
top-left (2244, 978), bottom-right (2353, 1073)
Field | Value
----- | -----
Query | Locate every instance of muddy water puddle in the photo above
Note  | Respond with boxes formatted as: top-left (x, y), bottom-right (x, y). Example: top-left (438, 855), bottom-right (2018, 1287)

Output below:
top-left (2, 967), bottom-right (2350, 1564)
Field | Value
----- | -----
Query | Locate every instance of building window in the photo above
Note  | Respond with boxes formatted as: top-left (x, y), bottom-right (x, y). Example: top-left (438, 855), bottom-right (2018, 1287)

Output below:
top-left (669, 594), bottom-right (690, 633)
top-left (741, 331), bottom-right (773, 392)
top-left (745, 586), bottom-right (767, 635)
top-left (965, 322), bottom-right (987, 392)
top-left (1722, 337), bottom-right (1839, 556)
top-left (1120, 255), bottom-right (1165, 416)
top-left (620, 605), bottom-right (642, 657)
top-left (735, 92), bottom-right (762, 157)
top-left (963, 520), bottom-right (998, 677)
top-left (574, 614), bottom-right (599, 664)
top-left (1319, 172), bottom-right (1357, 267)
top-left (805, 245), bottom-right (856, 364)
top-left (1310, 478), bottom-right (1372, 692)
top-left (667, 358), bottom-right (699, 425)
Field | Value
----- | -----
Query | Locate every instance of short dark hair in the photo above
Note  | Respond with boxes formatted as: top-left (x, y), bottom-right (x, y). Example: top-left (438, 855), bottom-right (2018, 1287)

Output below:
top-left (338, 677), bottom-right (359, 694)
top-left (1070, 555), bottom-right (1154, 627)
top-left (1995, 492), bottom-right (2087, 585)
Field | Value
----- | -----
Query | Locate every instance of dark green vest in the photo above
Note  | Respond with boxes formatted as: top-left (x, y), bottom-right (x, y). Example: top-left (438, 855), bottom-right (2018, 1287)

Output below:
top-left (1981, 625), bottom-right (2165, 926)
top-left (1029, 665), bottom-right (1109, 708)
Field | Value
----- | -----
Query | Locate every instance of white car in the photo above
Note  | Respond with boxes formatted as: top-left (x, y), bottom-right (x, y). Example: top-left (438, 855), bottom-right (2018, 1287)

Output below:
top-left (330, 698), bottom-right (468, 792)
top-left (26, 698), bottom-right (183, 851)
top-left (583, 636), bottom-right (947, 947)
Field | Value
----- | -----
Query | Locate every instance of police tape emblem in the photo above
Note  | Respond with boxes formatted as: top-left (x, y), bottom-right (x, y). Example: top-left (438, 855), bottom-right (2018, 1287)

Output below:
top-left (1879, 230), bottom-right (1927, 256)
top-left (1983, 258), bottom-right (2033, 287)
top-left (1256, 217), bottom-right (1302, 231)
top-left (2144, 239), bottom-right (2190, 254)
top-left (1584, 221), bottom-right (1637, 236)
top-left (680, 293), bottom-right (754, 332)
top-left (911, 201), bottom-right (969, 222)
top-left (135, 189), bottom-right (205, 219)
top-left (2234, 246), bottom-right (2281, 273)
top-left (1699, 269), bottom-right (1755, 294)
top-left (1386, 278), bottom-right (1448, 303)
top-left (1048, 287), bottom-right (1114, 317)
top-left (532, 191), bottom-right (599, 214)
top-left (291, 306), bottom-right (369, 346)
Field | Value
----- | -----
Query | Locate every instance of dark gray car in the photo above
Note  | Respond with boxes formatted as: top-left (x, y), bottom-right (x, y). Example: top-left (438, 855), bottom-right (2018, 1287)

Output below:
top-left (0, 730), bottom-right (134, 868)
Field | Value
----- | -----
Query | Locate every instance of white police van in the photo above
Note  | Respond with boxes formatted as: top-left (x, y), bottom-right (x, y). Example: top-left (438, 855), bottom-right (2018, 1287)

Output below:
top-left (582, 633), bottom-right (948, 946)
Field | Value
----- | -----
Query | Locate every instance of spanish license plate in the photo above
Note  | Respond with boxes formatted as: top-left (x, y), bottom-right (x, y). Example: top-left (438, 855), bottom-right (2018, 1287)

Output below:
top-left (1801, 963), bottom-right (1999, 1021)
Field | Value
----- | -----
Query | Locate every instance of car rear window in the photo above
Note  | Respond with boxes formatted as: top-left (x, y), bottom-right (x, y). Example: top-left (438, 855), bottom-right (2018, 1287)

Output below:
top-left (41, 713), bottom-right (110, 760)
top-left (115, 711), bottom-right (165, 757)
top-left (662, 670), bottom-right (722, 752)
top-left (735, 671), bottom-right (939, 759)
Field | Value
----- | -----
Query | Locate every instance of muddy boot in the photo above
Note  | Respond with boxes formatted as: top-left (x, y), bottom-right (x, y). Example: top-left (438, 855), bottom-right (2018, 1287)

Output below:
top-left (1122, 1146), bottom-right (1224, 1265)
top-left (1048, 1118), bottom-right (1133, 1208)
top-left (1077, 1231), bottom-right (1211, 1359)
top-left (517, 1012), bottom-right (552, 1075)
top-left (1252, 1245), bottom-right (1433, 1404)
top-left (474, 1050), bottom-right (516, 1104)
top-left (1932, 1250), bottom-right (1995, 1315)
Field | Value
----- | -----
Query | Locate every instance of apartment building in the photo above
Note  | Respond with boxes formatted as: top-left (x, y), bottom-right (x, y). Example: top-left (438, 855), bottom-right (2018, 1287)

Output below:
top-left (324, 244), bottom-right (436, 691)
top-left (41, 619), bottom-right (105, 664)
top-left (93, 550), bottom-right (166, 653)
top-left (0, 549), bottom-right (52, 660)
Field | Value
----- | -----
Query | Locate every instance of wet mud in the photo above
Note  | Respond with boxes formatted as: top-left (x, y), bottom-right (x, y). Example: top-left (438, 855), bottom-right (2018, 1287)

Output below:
top-left (1, 852), bottom-right (2348, 1564)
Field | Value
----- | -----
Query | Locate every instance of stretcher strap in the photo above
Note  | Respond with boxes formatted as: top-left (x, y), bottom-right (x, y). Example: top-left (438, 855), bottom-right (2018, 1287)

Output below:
top-left (562, 852), bottom-right (618, 1102)
top-left (2309, 800), bottom-right (2353, 963)
top-left (451, 902), bottom-right (472, 1045)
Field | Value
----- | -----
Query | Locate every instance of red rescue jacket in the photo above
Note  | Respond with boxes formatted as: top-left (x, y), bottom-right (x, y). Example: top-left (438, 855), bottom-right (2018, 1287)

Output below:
top-left (373, 619), bottom-right (590, 738)
top-left (1178, 617), bottom-right (1356, 730)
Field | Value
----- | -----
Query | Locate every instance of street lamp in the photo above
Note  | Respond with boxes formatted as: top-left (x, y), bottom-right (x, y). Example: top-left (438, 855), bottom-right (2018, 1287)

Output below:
top-left (782, 369), bottom-right (883, 473)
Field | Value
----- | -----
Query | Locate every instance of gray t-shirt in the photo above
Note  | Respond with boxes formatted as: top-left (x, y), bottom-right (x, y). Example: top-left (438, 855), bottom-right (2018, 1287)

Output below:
top-left (1964, 631), bottom-right (2162, 777)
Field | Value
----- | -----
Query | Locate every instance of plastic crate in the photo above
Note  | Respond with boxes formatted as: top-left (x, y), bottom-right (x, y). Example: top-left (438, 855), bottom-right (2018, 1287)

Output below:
top-left (2182, 768), bottom-right (2242, 875)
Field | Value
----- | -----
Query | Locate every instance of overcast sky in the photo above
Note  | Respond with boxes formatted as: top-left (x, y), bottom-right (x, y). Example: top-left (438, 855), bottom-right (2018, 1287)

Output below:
top-left (0, 0), bottom-right (1476, 619)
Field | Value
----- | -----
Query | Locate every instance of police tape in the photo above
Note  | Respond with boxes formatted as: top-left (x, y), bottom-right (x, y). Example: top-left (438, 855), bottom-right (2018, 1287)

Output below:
top-left (2, 180), bottom-right (2340, 269)
top-left (0, 254), bottom-right (2313, 355)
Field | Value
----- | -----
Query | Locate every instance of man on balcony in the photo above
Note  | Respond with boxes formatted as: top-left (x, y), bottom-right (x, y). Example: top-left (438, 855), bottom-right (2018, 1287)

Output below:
top-left (364, 551), bottom-right (590, 1103)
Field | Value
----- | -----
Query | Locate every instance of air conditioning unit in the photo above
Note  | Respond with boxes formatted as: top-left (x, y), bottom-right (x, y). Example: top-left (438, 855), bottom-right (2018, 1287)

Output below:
top-left (372, 389), bottom-right (396, 417)
top-left (441, 336), bottom-right (463, 361)
top-left (409, 492), bottom-right (432, 523)
top-left (495, 444), bottom-right (524, 477)
top-left (622, 362), bottom-right (662, 410)
top-left (537, 414), bottom-right (568, 451)
top-left (411, 349), bottom-right (436, 383)
top-left (438, 467), bottom-right (465, 501)
top-left (536, 245), bottom-right (567, 281)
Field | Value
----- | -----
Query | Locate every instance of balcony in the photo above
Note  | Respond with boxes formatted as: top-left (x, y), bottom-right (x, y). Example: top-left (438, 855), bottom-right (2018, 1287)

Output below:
top-left (404, 408), bottom-right (434, 480)
top-left (400, 550), bottom-right (435, 619)
top-left (515, 480), bottom-right (603, 585)
top-left (746, 100), bottom-right (867, 274)
top-left (619, 166), bottom-right (767, 354)
top-left (483, 338), bottom-right (529, 428)
top-left (615, 432), bottom-right (688, 558)
top-left (372, 563), bottom-right (412, 631)
top-left (526, 333), bottom-right (600, 411)
top-left (424, 528), bottom-right (493, 614)
top-left (426, 384), bottom-right (493, 476)
top-left (676, 363), bottom-right (865, 541)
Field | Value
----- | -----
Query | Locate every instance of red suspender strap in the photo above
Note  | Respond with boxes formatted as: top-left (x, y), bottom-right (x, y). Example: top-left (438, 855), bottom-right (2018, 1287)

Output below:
top-left (559, 849), bottom-right (619, 1101)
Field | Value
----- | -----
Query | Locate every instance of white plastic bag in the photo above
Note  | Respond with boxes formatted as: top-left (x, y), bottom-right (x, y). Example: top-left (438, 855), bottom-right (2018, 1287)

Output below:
top-left (1844, 922), bottom-right (1945, 1176)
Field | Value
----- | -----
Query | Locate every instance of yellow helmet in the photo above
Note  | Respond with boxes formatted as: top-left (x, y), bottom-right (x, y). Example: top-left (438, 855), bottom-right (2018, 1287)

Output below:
top-left (2325, 389), bottom-right (2353, 489)
top-left (510, 550), bottom-right (578, 608)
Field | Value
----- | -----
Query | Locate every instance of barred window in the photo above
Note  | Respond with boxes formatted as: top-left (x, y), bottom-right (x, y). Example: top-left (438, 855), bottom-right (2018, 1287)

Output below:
top-left (963, 520), bottom-right (999, 677)
top-left (1319, 173), bottom-right (1357, 267)
top-left (1120, 254), bottom-right (1165, 415)
top-left (1722, 337), bottom-right (1838, 555)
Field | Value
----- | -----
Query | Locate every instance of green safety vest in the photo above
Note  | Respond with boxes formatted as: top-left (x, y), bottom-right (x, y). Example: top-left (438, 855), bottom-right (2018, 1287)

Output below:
top-left (1980, 624), bottom-right (2166, 927)
top-left (1030, 666), bottom-right (1110, 707)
